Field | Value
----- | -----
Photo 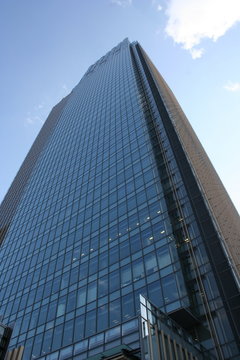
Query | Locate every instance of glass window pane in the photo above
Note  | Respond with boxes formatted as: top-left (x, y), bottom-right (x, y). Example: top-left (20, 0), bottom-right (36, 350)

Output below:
top-left (52, 324), bottom-right (63, 351)
top-left (121, 265), bottom-right (132, 287)
top-left (85, 310), bottom-right (96, 337)
top-left (109, 270), bottom-right (120, 293)
top-left (87, 281), bottom-right (97, 303)
top-left (157, 246), bottom-right (171, 269)
top-left (109, 299), bottom-right (121, 326)
top-left (62, 319), bottom-right (74, 347)
top-left (74, 315), bottom-right (85, 342)
top-left (122, 293), bottom-right (135, 321)
top-left (57, 296), bottom-right (66, 317)
top-left (132, 258), bottom-right (144, 281)
top-left (144, 252), bottom-right (158, 275)
top-left (77, 286), bottom-right (87, 307)
top-left (162, 275), bottom-right (178, 303)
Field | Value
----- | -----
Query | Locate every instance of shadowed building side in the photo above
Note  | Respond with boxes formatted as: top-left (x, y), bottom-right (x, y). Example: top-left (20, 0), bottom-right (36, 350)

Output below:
top-left (138, 47), bottom-right (240, 277)
top-left (133, 43), bottom-right (240, 352)
top-left (0, 95), bottom-right (70, 246)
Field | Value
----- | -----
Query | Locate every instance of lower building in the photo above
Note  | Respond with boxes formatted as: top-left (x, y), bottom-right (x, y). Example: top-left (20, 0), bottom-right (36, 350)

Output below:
top-left (139, 295), bottom-right (214, 360)
top-left (0, 321), bottom-right (12, 360)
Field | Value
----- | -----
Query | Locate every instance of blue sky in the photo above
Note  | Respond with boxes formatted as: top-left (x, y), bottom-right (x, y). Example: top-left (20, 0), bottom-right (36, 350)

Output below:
top-left (0, 0), bottom-right (240, 212)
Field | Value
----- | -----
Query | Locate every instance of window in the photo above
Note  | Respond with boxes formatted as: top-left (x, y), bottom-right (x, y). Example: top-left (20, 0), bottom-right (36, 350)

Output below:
top-left (121, 264), bottom-right (132, 287)
top-left (144, 252), bottom-right (158, 275)
top-left (62, 319), bottom-right (74, 346)
top-left (109, 299), bottom-right (121, 326)
top-left (85, 310), bottom-right (96, 336)
top-left (162, 275), bottom-right (178, 303)
top-left (157, 246), bottom-right (171, 269)
top-left (52, 324), bottom-right (63, 351)
top-left (57, 296), bottom-right (66, 317)
top-left (132, 258), bottom-right (144, 281)
top-left (97, 304), bottom-right (108, 331)
top-left (122, 293), bottom-right (134, 320)
top-left (77, 286), bottom-right (87, 308)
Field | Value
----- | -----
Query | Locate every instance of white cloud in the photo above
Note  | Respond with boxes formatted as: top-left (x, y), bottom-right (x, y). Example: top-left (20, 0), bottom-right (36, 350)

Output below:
top-left (62, 84), bottom-right (68, 91)
top-left (189, 47), bottom-right (204, 59)
top-left (24, 115), bottom-right (42, 127)
top-left (34, 103), bottom-right (44, 110)
top-left (111, 0), bottom-right (132, 7)
top-left (224, 81), bottom-right (240, 92)
top-left (25, 117), bottom-right (34, 125)
top-left (165, 0), bottom-right (240, 58)
top-left (151, 0), bottom-right (162, 12)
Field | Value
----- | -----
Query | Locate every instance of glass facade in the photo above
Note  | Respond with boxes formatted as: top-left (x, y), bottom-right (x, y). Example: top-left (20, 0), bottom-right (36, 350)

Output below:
top-left (0, 39), bottom-right (239, 360)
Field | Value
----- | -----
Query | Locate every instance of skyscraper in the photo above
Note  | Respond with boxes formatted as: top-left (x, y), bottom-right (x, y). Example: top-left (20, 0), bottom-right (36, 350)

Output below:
top-left (0, 38), bottom-right (239, 360)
